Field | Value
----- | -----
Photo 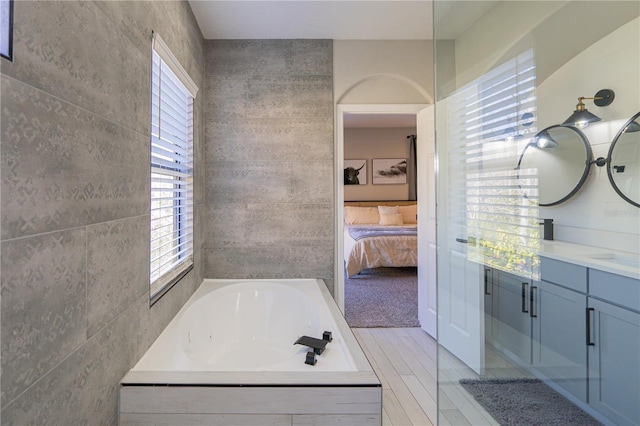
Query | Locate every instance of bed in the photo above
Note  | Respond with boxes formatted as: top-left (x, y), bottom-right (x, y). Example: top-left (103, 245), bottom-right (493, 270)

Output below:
top-left (343, 204), bottom-right (418, 278)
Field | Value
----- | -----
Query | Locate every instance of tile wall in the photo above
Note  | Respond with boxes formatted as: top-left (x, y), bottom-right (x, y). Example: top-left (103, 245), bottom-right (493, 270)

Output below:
top-left (204, 40), bottom-right (335, 292)
top-left (0, 1), bottom-right (204, 423)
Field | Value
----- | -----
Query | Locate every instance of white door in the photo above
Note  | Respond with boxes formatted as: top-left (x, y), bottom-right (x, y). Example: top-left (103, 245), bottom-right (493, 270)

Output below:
top-left (417, 106), bottom-right (437, 338)
top-left (436, 100), bottom-right (485, 375)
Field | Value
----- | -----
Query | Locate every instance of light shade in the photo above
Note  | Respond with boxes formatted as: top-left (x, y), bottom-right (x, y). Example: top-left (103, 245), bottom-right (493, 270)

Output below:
top-left (563, 109), bottom-right (601, 128)
top-left (624, 120), bottom-right (640, 133)
top-left (535, 130), bottom-right (558, 148)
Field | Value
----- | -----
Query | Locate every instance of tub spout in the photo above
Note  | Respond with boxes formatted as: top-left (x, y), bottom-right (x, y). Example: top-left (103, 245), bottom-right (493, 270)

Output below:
top-left (294, 335), bottom-right (329, 355)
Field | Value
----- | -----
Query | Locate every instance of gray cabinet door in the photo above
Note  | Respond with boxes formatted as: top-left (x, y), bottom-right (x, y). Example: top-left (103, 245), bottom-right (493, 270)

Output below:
top-left (491, 270), bottom-right (531, 364)
top-left (532, 280), bottom-right (587, 402)
top-left (588, 298), bottom-right (640, 425)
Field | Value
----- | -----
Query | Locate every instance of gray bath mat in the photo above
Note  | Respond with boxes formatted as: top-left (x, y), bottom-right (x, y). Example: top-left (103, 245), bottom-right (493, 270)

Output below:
top-left (459, 378), bottom-right (601, 426)
top-left (344, 267), bottom-right (419, 328)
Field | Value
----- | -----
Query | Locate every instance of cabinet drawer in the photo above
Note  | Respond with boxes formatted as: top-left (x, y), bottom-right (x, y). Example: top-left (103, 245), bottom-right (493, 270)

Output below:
top-left (540, 257), bottom-right (587, 293)
top-left (589, 269), bottom-right (640, 312)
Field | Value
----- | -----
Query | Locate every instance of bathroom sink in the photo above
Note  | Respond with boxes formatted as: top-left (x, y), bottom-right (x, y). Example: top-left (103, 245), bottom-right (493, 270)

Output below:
top-left (587, 253), bottom-right (640, 269)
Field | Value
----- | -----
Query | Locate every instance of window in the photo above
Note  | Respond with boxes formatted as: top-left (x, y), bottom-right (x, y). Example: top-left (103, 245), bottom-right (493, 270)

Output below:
top-left (150, 32), bottom-right (198, 301)
top-left (446, 49), bottom-right (540, 278)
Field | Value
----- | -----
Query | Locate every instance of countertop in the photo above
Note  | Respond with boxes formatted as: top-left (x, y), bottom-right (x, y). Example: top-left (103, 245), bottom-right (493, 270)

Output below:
top-left (539, 240), bottom-right (640, 280)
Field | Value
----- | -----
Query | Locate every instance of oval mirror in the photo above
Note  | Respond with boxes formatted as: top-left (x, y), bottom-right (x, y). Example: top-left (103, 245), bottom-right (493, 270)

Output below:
top-left (516, 124), bottom-right (592, 206)
top-left (607, 112), bottom-right (640, 208)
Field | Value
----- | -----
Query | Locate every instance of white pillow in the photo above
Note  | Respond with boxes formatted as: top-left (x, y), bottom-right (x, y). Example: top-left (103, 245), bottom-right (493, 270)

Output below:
top-left (379, 213), bottom-right (404, 226)
top-left (344, 206), bottom-right (380, 224)
top-left (399, 204), bottom-right (417, 224)
top-left (378, 205), bottom-right (399, 215)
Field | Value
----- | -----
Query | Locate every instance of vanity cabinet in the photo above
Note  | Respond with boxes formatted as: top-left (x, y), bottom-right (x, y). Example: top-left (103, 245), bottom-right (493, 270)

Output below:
top-left (531, 257), bottom-right (588, 402)
top-left (587, 270), bottom-right (640, 426)
top-left (531, 280), bottom-right (587, 402)
top-left (490, 270), bottom-right (532, 365)
top-left (486, 258), bottom-right (589, 402)
top-left (485, 256), bottom-right (640, 425)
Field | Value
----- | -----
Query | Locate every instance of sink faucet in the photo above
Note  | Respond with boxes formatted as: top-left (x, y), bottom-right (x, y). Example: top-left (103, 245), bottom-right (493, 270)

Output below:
top-left (539, 218), bottom-right (554, 241)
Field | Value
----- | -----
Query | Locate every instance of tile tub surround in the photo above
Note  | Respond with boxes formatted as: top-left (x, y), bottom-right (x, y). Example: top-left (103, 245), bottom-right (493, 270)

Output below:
top-left (120, 279), bottom-right (381, 424)
top-left (0, 1), bottom-right (205, 424)
top-left (204, 40), bottom-right (335, 287)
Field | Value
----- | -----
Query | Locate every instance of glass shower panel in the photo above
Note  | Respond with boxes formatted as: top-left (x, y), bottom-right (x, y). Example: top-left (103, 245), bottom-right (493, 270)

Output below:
top-left (434, 1), bottom-right (640, 424)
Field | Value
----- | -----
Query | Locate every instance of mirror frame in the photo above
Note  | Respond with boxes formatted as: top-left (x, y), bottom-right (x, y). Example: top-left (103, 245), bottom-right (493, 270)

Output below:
top-left (606, 111), bottom-right (640, 208)
top-left (516, 124), bottom-right (593, 207)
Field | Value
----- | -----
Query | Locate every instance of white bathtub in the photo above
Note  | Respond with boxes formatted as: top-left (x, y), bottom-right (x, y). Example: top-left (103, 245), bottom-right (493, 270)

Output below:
top-left (132, 279), bottom-right (356, 372)
top-left (120, 279), bottom-right (381, 425)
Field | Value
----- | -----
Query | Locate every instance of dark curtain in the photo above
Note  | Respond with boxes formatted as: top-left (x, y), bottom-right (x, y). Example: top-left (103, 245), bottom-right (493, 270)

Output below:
top-left (408, 134), bottom-right (417, 200)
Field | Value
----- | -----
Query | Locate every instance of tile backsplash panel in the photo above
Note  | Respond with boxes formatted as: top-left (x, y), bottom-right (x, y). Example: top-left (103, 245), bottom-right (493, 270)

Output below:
top-left (203, 40), bottom-right (335, 289)
top-left (0, 1), bottom-right (205, 424)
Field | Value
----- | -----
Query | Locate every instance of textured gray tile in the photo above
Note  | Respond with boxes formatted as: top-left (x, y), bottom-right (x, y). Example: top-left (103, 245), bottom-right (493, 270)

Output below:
top-left (1, 295), bottom-right (147, 425)
top-left (243, 203), bottom-right (333, 247)
top-left (137, 268), bottom-right (199, 360)
top-left (204, 246), bottom-right (334, 280)
top-left (205, 75), bottom-right (249, 120)
top-left (194, 204), bottom-right (206, 253)
top-left (1, 1), bottom-right (149, 134)
top-left (194, 250), bottom-right (205, 294)
top-left (193, 95), bottom-right (206, 206)
top-left (86, 216), bottom-right (150, 338)
top-left (1, 229), bottom-right (86, 407)
top-left (207, 203), bottom-right (333, 249)
top-left (244, 75), bottom-right (333, 118)
top-left (1, 76), bottom-right (149, 240)
top-left (323, 279), bottom-right (335, 297)
top-left (0, 0), bottom-right (204, 424)
top-left (207, 161), bottom-right (291, 204)
top-left (94, 0), bottom-right (204, 88)
top-left (205, 117), bottom-right (333, 162)
top-left (205, 203), bottom-right (248, 247)
top-left (154, 1), bottom-right (205, 85)
top-left (290, 160), bottom-right (334, 203)
top-left (202, 38), bottom-right (334, 282)
top-left (206, 40), bottom-right (290, 76)
top-left (289, 40), bottom-right (333, 75)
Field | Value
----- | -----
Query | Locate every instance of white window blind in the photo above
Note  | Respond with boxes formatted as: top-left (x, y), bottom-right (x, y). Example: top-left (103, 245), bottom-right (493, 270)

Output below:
top-left (446, 49), bottom-right (540, 277)
top-left (150, 33), bottom-right (198, 300)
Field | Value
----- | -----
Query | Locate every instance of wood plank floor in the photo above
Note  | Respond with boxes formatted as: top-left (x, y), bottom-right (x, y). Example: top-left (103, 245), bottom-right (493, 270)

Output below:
top-left (353, 328), bottom-right (534, 426)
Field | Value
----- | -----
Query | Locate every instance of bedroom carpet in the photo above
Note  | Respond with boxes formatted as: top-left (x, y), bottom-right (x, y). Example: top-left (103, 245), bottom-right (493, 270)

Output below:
top-left (344, 267), bottom-right (419, 328)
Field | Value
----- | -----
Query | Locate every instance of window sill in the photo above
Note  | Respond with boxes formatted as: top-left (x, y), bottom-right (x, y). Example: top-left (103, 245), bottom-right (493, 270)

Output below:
top-left (150, 261), bottom-right (193, 306)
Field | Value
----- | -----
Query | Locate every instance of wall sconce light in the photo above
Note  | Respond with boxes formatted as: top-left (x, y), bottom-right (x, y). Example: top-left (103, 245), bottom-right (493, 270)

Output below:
top-left (623, 120), bottom-right (640, 133)
top-left (534, 130), bottom-right (558, 149)
top-left (563, 89), bottom-right (615, 128)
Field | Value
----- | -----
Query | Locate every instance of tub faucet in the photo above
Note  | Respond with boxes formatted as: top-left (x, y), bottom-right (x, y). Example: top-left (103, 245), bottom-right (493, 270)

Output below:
top-left (539, 218), bottom-right (554, 241)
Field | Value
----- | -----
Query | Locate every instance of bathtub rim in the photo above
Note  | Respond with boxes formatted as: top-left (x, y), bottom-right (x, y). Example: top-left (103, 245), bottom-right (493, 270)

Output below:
top-left (121, 278), bottom-right (380, 387)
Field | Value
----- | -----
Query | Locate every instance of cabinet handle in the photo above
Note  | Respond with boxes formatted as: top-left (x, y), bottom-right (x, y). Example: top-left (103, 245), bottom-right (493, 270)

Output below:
top-left (455, 238), bottom-right (468, 244)
top-left (484, 269), bottom-right (491, 295)
top-left (530, 286), bottom-right (538, 318)
top-left (521, 282), bottom-right (529, 313)
top-left (586, 307), bottom-right (595, 346)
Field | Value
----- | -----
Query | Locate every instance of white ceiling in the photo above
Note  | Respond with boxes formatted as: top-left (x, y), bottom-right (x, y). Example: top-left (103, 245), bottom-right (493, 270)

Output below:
top-left (189, 1), bottom-right (432, 40)
top-left (189, 1), bottom-right (499, 40)
top-left (187, 1), bottom-right (499, 127)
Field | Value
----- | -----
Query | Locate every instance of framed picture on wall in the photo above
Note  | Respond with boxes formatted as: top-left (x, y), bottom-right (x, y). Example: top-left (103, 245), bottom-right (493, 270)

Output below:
top-left (372, 158), bottom-right (407, 185)
top-left (1, 0), bottom-right (13, 61)
top-left (344, 159), bottom-right (367, 185)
